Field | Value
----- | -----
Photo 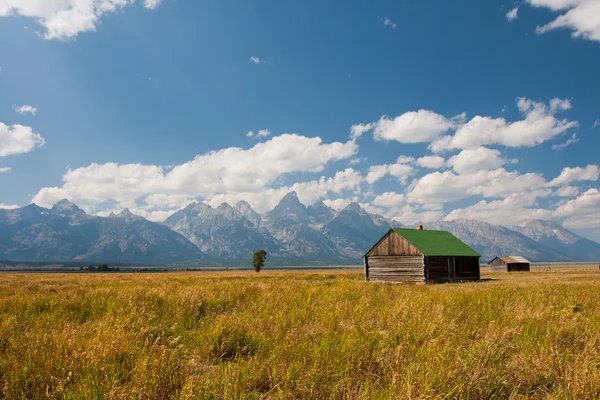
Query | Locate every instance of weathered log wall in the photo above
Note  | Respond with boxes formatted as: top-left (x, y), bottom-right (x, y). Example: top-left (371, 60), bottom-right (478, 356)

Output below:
top-left (423, 256), bottom-right (449, 282)
top-left (365, 256), bottom-right (424, 283)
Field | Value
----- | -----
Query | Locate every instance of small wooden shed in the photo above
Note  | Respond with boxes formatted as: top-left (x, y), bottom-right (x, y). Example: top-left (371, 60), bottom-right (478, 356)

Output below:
top-left (488, 256), bottom-right (530, 272)
top-left (364, 226), bottom-right (480, 283)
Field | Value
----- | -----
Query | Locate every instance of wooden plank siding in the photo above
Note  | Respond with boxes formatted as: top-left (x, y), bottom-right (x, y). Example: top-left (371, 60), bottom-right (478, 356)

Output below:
top-left (423, 256), bottom-right (449, 282)
top-left (365, 256), bottom-right (424, 283)
top-left (365, 230), bottom-right (422, 257)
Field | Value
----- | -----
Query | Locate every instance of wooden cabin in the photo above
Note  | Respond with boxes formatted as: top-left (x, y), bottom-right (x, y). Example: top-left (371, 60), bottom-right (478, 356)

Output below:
top-left (488, 256), bottom-right (530, 272)
top-left (364, 226), bottom-right (480, 283)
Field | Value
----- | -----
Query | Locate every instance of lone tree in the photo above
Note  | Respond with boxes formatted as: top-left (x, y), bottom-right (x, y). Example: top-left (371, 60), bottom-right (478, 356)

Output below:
top-left (252, 250), bottom-right (267, 273)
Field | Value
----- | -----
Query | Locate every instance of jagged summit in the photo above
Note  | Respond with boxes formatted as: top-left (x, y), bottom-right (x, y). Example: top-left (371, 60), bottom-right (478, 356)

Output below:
top-left (50, 199), bottom-right (86, 220)
top-left (279, 191), bottom-right (301, 203)
top-left (113, 208), bottom-right (143, 221)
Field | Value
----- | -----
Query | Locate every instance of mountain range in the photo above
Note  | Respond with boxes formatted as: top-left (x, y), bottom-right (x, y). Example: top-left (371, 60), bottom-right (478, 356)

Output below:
top-left (1, 193), bottom-right (600, 265)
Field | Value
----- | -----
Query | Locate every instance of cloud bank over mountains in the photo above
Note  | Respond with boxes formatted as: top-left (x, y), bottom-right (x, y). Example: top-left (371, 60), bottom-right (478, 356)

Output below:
top-left (17, 96), bottom-right (598, 235)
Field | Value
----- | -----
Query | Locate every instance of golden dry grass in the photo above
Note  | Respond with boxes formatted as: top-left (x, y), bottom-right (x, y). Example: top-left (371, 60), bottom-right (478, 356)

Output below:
top-left (1, 268), bottom-right (600, 399)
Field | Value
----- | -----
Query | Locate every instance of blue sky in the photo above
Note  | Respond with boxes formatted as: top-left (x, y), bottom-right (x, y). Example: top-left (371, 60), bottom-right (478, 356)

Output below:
top-left (1, 0), bottom-right (599, 240)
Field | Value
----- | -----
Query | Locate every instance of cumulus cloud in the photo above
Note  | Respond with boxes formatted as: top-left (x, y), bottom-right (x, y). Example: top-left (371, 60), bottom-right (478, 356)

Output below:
top-left (31, 134), bottom-right (359, 216)
top-left (430, 98), bottom-right (577, 152)
top-left (527, 0), bottom-right (600, 42)
top-left (594, 119), bottom-right (600, 128)
top-left (0, 123), bottom-right (45, 157)
top-left (14, 105), bottom-right (37, 115)
top-left (0, 0), bottom-right (163, 40)
top-left (416, 155), bottom-right (446, 169)
top-left (323, 198), bottom-right (353, 210)
top-left (554, 188), bottom-right (600, 228)
top-left (447, 147), bottom-right (512, 174)
top-left (555, 185), bottom-right (579, 197)
top-left (506, 7), bottom-right (519, 21)
top-left (366, 163), bottom-right (414, 185)
top-left (355, 98), bottom-right (576, 153)
top-left (372, 192), bottom-right (405, 208)
top-left (250, 56), bottom-right (261, 64)
top-left (385, 204), bottom-right (445, 225)
top-left (406, 168), bottom-right (548, 208)
top-left (372, 110), bottom-right (463, 143)
top-left (0, 167), bottom-right (11, 173)
top-left (444, 191), bottom-right (554, 225)
top-left (546, 165), bottom-right (599, 187)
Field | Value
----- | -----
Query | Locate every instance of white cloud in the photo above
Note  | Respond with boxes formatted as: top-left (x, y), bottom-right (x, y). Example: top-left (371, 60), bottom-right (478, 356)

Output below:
top-left (250, 56), bottom-right (261, 64)
top-left (552, 133), bottom-right (579, 150)
top-left (416, 155), bottom-right (446, 169)
top-left (0, 0), bottom-right (163, 40)
top-left (549, 98), bottom-right (572, 113)
top-left (430, 98), bottom-right (577, 152)
top-left (372, 192), bottom-right (405, 208)
top-left (372, 110), bottom-right (462, 143)
top-left (349, 157), bottom-right (366, 165)
top-left (593, 119), bottom-right (600, 128)
top-left (506, 7), bottom-right (519, 21)
top-left (385, 204), bottom-right (445, 225)
top-left (31, 134), bottom-right (359, 215)
top-left (0, 202), bottom-right (20, 210)
top-left (14, 105), bottom-right (37, 115)
top-left (528, 0), bottom-right (600, 42)
top-left (0, 167), bottom-right (11, 173)
top-left (358, 97), bottom-right (576, 153)
top-left (444, 191), bottom-right (554, 225)
top-left (350, 122), bottom-right (374, 139)
top-left (323, 198), bottom-right (352, 210)
top-left (546, 165), bottom-right (599, 187)
top-left (366, 162), bottom-right (414, 185)
top-left (406, 168), bottom-right (548, 208)
top-left (555, 188), bottom-right (600, 228)
top-left (247, 129), bottom-right (271, 138)
top-left (382, 16), bottom-right (397, 29)
top-left (556, 185), bottom-right (579, 197)
top-left (447, 147), bottom-right (510, 174)
top-left (0, 123), bottom-right (45, 157)
top-left (395, 155), bottom-right (415, 164)
top-left (143, 0), bottom-right (162, 9)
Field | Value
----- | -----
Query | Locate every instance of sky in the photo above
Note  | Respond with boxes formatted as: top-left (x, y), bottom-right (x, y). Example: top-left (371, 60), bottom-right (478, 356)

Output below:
top-left (0, 0), bottom-right (599, 240)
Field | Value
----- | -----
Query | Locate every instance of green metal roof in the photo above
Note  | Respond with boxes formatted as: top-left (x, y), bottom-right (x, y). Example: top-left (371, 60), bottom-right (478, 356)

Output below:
top-left (393, 228), bottom-right (480, 257)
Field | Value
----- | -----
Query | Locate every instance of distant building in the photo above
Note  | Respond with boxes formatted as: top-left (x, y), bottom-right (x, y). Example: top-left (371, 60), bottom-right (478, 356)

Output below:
top-left (488, 256), bottom-right (530, 272)
top-left (363, 225), bottom-right (480, 283)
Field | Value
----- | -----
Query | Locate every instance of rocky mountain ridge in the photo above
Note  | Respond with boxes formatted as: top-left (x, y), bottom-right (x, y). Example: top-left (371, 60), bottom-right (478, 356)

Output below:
top-left (2, 194), bottom-right (600, 264)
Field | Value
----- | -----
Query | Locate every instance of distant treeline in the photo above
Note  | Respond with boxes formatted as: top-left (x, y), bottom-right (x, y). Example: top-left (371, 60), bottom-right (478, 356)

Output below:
top-left (79, 264), bottom-right (120, 272)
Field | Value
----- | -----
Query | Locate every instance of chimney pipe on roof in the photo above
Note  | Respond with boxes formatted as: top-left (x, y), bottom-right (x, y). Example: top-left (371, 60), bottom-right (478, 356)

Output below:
top-left (416, 224), bottom-right (424, 230)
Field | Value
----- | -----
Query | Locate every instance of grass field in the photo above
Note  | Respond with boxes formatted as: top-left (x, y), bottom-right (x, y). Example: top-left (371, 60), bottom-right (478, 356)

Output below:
top-left (1, 268), bottom-right (600, 399)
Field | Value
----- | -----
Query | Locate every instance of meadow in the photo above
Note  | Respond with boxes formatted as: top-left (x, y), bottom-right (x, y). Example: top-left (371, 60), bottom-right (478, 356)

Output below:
top-left (1, 268), bottom-right (600, 399)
